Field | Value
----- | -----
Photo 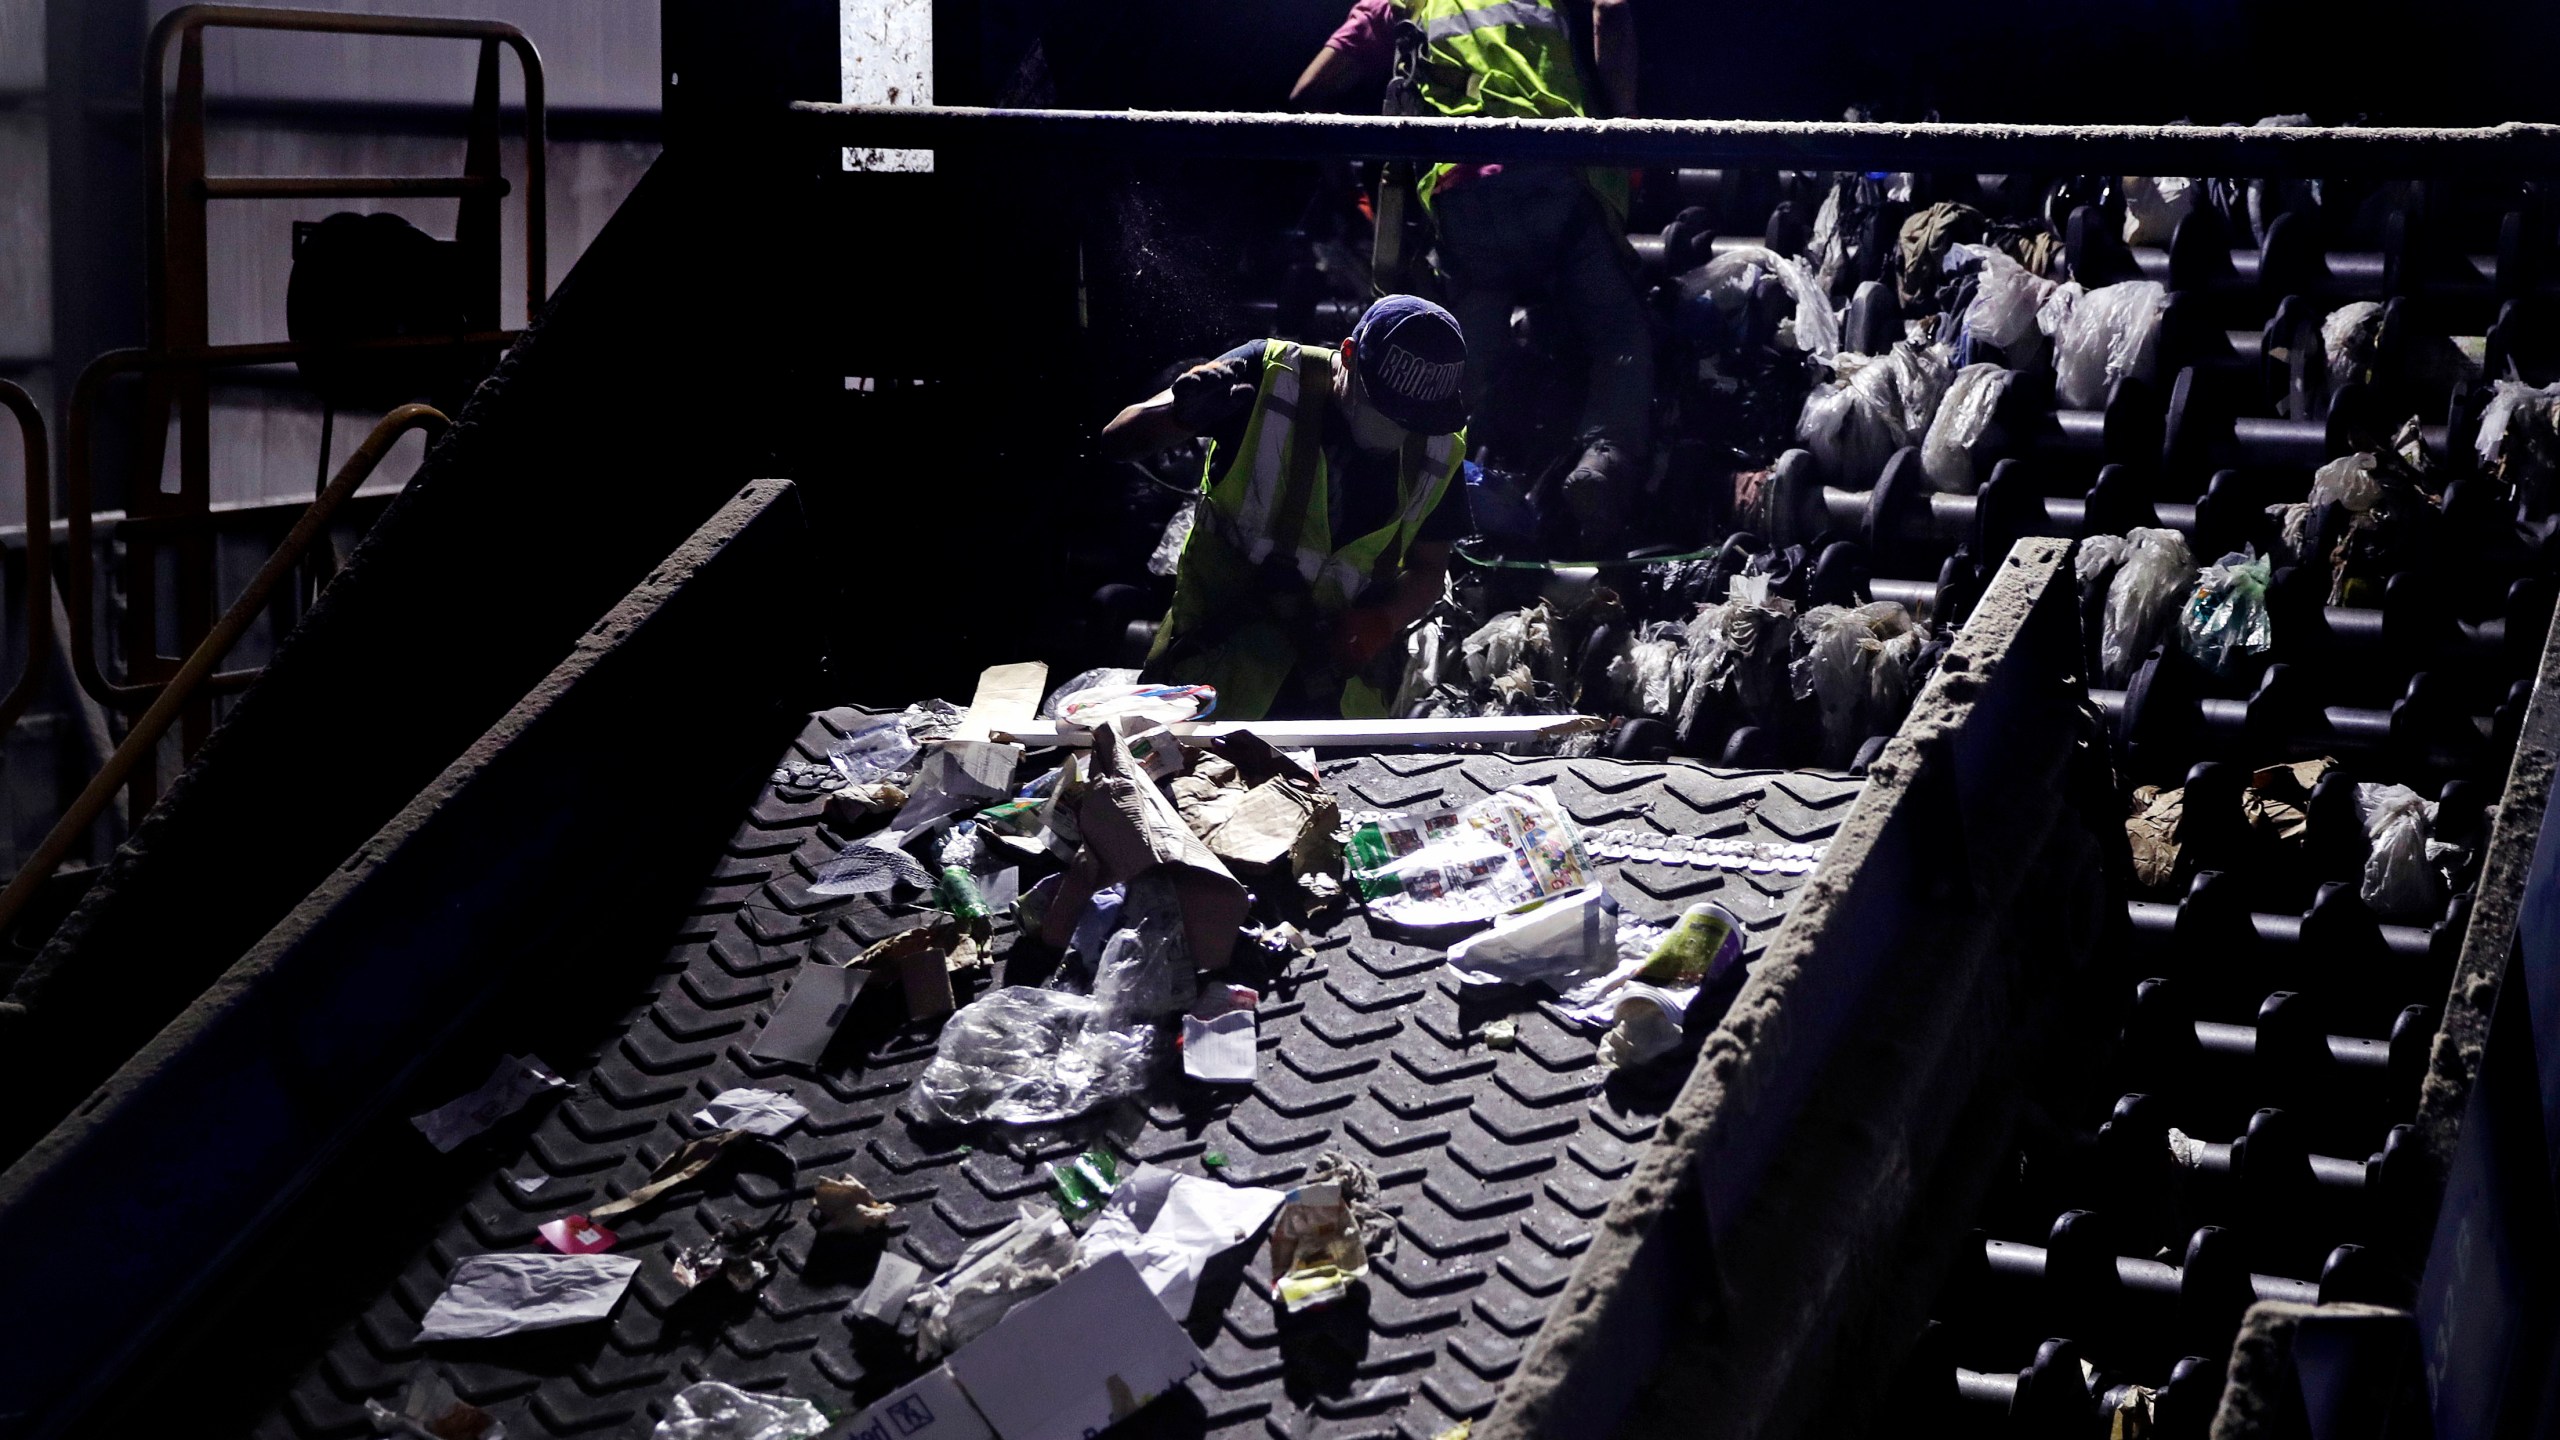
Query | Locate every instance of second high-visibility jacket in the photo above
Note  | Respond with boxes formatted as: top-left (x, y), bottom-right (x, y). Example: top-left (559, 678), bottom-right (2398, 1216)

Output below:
top-left (1399, 0), bottom-right (1628, 220)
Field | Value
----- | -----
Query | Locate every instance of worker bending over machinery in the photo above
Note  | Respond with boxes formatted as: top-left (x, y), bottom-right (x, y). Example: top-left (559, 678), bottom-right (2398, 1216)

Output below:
top-left (1101, 295), bottom-right (1468, 721)
top-left (1293, 0), bottom-right (1650, 557)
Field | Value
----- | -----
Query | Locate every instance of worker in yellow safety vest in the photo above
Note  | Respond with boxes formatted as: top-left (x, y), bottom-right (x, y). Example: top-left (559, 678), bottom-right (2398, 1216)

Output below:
top-left (1293, 0), bottom-right (1651, 558)
top-left (1100, 295), bottom-right (1469, 722)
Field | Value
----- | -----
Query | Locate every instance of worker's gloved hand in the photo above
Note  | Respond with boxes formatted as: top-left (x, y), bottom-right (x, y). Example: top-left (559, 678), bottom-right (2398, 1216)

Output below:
top-left (1169, 355), bottom-right (1257, 431)
top-left (1329, 607), bottom-right (1401, 671)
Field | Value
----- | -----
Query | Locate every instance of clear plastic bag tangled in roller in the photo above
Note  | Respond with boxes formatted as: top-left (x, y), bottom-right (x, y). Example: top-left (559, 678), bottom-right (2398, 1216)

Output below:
top-left (1798, 347), bottom-right (1945, 486)
top-left (2075, 532), bottom-right (2131, 608)
top-left (1921, 362), bottom-right (2013, 494)
top-left (1791, 601), bottom-right (1929, 768)
top-left (1948, 243), bottom-right (2055, 362)
top-left (1677, 574), bottom-right (1797, 739)
top-left (2179, 549), bottom-right (2276, 677)
top-left (2099, 527), bottom-right (2196, 686)
top-left (2355, 782), bottom-right (2444, 920)
top-left (910, 987), bottom-right (1157, 1128)
top-left (2041, 279), bottom-right (2167, 410)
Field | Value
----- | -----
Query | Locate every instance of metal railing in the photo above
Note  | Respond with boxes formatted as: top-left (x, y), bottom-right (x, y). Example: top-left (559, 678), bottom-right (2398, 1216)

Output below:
top-left (0, 384), bottom-right (51, 741)
top-left (788, 102), bottom-right (2560, 178)
top-left (0, 404), bottom-right (449, 941)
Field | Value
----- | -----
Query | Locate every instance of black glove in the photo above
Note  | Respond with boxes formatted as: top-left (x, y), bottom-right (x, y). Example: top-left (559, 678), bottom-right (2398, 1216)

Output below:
top-left (1169, 355), bottom-right (1257, 431)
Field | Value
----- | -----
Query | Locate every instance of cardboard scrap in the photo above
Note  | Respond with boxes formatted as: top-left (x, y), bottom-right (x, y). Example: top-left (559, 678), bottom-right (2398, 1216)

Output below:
top-left (410, 1055), bottom-right (568, 1152)
top-left (416, 1253), bottom-right (641, 1341)
top-left (752, 960), bottom-right (869, 1065)
top-left (588, 1131), bottom-right (753, 1221)
top-left (2126, 784), bottom-right (2184, 890)
top-left (1077, 727), bottom-right (1248, 971)
top-left (943, 1252), bottom-right (1208, 1440)
top-left (1204, 779), bottom-right (1340, 877)
top-left (832, 1364), bottom-right (995, 1440)
top-left (954, 662), bottom-right (1050, 744)
top-left (863, 923), bottom-right (960, 1020)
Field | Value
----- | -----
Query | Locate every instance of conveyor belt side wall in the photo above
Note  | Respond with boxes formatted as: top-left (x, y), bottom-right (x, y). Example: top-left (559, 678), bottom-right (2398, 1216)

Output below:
top-left (0, 479), bottom-right (819, 1440)
top-left (0, 154), bottom-right (817, 1163)
top-left (1489, 539), bottom-right (2113, 1440)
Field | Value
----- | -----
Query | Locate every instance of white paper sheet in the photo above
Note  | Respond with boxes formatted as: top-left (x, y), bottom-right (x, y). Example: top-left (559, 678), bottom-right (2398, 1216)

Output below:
top-left (1447, 885), bottom-right (1619, 987)
top-left (409, 1055), bottom-right (568, 1152)
top-left (692, 1087), bottom-right (809, 1137)
top-left (1072, 1164), bottom-right (1285, 1319)
top-left (1180, 1010), bottom-right (1258, 1084)
top-left (846, 1252), bottom-right (925, 1328)
top-left (416, 1253), bottom-right (641, 1341)
top-left (944, 1252), bottom-right (1207, 1440)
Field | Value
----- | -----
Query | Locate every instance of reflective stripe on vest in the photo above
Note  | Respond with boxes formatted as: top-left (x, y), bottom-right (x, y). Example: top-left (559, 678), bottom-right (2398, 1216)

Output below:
top-left (1418, 0), bottom-right (1563, 44)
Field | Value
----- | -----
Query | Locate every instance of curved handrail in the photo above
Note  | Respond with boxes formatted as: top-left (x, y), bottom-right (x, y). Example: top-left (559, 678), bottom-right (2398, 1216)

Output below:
top-left (0, 384), bottom-right (49, 739)
top-left (61, 342), bottom-right (499, 711)
top-left (0, 404), bottom-right (449, 940)
top-left (144, 4), bottom-right (548, 333)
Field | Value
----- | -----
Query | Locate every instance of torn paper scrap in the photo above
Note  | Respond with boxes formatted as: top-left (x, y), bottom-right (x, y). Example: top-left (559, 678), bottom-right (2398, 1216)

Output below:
top-left (692, 1087), bottom-right (809, 1137)
top-left (845, 1252), bottom-right (925, 1328)
top-left (364, 1375), bottom-right (500, 1440)
top-left (650, 1380), bottom-right (829, 1440)
top-left (1181, 1009), bottom-right (1258, 1084)
top-left (537, 1214), bottom-right (618, 1255)
top-left (944, 1251), bottom-right (1208, 1440)
top-left (1073, 1164), bottom-right (1286, 1319)
top-left (1446, 885), bottom-right (1619, 986)
top-left (416, 1253), bottom-right (641, 1341)
top-left (410, 1054), bottom-right (568, 1152)
top-left (588, 1132), bottom-right (746, 1221)
top-left (835, 1365), bottom-right (995, 1440)
top-left (886, 740), bottom-right (1025, 843)
top-left (811, 1175), bottom-right (898, 1240)
top-left (750, 960), bottom-right (869, 1065)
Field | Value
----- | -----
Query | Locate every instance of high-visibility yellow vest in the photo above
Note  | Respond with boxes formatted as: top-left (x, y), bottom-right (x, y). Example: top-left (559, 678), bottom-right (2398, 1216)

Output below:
top-left (1400, 0), bottom-right (1629, 221)
top-left (1149, 340), bottom-right (1462, 719)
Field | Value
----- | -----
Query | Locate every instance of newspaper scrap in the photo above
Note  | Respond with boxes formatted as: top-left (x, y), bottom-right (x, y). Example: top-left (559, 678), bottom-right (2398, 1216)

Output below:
top-left (1345, 785), bottom-right (1594, 927)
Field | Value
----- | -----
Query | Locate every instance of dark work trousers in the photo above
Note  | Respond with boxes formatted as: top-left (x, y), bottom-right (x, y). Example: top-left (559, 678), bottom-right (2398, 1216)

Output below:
top-left (1432, 165), bottom-right (1652, 460)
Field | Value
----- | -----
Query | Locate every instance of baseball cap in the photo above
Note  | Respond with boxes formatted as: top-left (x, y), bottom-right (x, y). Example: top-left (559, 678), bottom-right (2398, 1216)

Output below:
top-left (1350, 294), bottom-right (1469, 436)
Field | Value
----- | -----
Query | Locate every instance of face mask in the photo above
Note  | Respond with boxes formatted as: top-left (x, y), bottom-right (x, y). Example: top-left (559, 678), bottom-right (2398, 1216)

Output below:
top-left (1342, 368), bottom-right (1410, 451)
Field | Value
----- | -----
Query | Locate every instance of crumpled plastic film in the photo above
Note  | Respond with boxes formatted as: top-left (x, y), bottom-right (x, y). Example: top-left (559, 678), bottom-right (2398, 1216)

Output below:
top-left (1921, 362), bottom-right (2013, 494)
top-left (1345, 785), bottom-right (1595, 928)
top-left (1149, 499), bottom-right (1196, 578)
top-left (1949, 243), bottom-right (2055, 358)
top-left (2043, 279), bottom-right (2167, 410)
top-left (2179, 549), bottom-right (2276, 677)
top-left (2356, 782), bottom-right (2444, 920)
top-left (2076, 533), bottom-right (2131, 608)
top-left (1790, 602), bottom-right (1929, 768)
top-left (1797, 353), bottom-right (1905, 485)
top-left (650, 1381), bottom-right (831, 1440)
top-left (1461, 604), bottom-right (1560, 688)
top-left (1768, 251), bottom-right (1841, 360)
top-left (2474, 378), bottom-right (2560, 512)
top-left (909, 987), bottom-right (1157, 1127)
top-left (1089, 873), bottom-right (1198, 1023)
top-left (1675, 574), bottom-right (1796, 738)
top-left (2322, 301), bottom-right (2385, 386)
top-left (2099, 527), bottom-right (2197, 686)
top-left (1041, 667), bottom-right (1142, 719)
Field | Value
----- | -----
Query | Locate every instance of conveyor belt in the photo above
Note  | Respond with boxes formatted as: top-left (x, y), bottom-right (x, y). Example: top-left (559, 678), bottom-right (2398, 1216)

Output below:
top-left (246, 709), bottom-right (1861, 1440)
